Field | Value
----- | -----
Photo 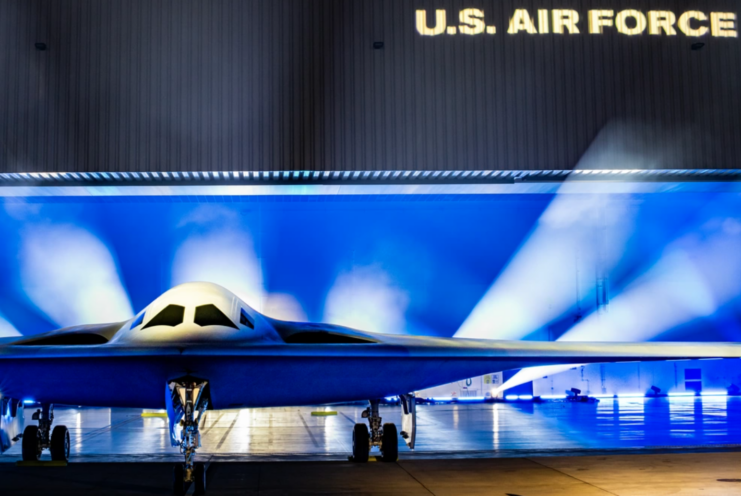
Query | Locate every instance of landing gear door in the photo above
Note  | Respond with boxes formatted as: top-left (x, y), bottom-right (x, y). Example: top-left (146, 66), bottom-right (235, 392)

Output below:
top-left (165, 382), bottom-right (184, 447)
top-left (0, 398), bottom-right (23, 454)
top-left (399, 393), bottom-right (416, 449)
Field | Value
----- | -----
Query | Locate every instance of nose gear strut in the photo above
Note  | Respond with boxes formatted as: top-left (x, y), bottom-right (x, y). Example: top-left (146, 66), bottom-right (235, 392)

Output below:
top-left (167, 377), bottom-right (210, 495)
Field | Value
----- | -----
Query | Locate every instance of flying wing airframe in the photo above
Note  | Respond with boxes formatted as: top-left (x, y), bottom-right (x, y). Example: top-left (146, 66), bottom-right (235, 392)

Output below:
top-left (1, 282), bottom-right (739, 494)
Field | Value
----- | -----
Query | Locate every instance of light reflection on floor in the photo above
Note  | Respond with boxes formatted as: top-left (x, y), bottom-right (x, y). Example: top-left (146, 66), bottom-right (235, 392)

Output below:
top-left (3, 397), bottom-right (741, 462)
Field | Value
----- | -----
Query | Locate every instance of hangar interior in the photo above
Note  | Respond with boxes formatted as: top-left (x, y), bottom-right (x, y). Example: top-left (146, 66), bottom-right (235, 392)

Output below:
top-left (1, 181), bottom-right (740, 401)
top-left (1, 0), bottom-right (741, 494)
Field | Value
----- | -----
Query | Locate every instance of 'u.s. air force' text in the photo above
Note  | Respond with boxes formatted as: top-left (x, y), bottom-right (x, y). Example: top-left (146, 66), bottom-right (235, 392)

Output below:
top-left (416, 9), bottom-right (737, 37)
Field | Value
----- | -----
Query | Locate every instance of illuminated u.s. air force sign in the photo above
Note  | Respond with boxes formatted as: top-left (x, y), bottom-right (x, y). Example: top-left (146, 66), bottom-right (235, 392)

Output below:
top-left (415, 9), bottom-right (737, 37)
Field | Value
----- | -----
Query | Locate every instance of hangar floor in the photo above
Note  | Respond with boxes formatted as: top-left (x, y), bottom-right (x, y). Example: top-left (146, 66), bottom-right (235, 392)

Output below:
top-left (2, 398), bottom-right (741, 495)
top-left (3, 397), bottom-right (741, 461)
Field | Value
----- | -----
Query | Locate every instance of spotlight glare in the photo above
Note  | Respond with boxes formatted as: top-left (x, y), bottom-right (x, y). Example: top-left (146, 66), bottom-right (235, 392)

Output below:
top-left (171, 206), bottom-right (265, 309)
top-left (323, 264), bottom-right (409, 334)
top-left (20, 224), bottom-right (133, 327)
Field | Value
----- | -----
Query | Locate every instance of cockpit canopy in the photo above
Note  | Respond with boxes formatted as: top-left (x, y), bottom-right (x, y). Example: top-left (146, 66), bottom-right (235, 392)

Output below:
top-left (114, 282), bottom-right (271, 344)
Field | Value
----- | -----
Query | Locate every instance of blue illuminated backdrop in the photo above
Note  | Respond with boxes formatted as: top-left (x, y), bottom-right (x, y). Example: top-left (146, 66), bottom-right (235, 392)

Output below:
top-left (0, 188), bottom-right (739, 345)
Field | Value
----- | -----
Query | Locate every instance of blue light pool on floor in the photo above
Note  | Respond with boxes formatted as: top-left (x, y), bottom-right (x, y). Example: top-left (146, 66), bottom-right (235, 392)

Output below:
top-left (700, 391), bottom-right (728, 397)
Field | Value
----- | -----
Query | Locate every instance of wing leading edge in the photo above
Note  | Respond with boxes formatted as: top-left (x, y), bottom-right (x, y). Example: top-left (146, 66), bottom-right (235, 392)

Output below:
top-left (0, 335), bottom-right (739, 410)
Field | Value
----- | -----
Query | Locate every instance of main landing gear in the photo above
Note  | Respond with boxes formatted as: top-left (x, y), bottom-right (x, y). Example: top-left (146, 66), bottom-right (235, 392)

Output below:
top-left (168, 378), bottom-right (209, 496)
top-left (21, 404), bottom-right (70, 462)
top-left (351, 399), bottom-right (398, 463)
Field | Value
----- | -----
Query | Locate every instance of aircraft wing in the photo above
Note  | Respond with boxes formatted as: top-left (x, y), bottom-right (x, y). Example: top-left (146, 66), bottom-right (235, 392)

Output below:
top-left (1, 334), bottom-right (739, 410)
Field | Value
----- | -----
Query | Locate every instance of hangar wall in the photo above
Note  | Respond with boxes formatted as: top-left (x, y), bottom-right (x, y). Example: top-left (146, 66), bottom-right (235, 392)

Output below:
top-left (532, 360), bottom-right (741, 397)
top-left (1, 0), bottom-right (739, 173)
top-left (421, 359), bottom-right (741, 399)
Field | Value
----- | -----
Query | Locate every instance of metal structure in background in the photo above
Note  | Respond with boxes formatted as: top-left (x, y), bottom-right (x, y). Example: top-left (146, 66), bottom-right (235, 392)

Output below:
top-left (1, 0), bottom-right (740, 174)
top-left (0, 169), bottom-right (739, 186)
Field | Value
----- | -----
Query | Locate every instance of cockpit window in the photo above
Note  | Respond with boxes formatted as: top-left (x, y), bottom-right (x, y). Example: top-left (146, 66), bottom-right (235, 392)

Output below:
top-left (194, 304), bottom-right (238, 329)
top-left (240, 309), bottom-right (254, 329)
top-left (142, 304), bottom-right (185, 329)
top-left (130, 312), bottom-right (145, 329)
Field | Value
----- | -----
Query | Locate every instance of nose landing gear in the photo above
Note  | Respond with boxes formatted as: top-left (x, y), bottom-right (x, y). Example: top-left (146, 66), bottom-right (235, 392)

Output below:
top-left (167, 378), bottom-right (209, 495)
top-left (21, 404), bottom-right (70, 462)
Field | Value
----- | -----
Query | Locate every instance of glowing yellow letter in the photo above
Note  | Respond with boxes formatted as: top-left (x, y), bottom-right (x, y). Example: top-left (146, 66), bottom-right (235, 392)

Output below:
top-left (615, 10), bottom-right (647, 35)
top-left (508, 9), bottom-right (537, 34)
top-left (711, 12), bottom-right (737, 37)
top-left (648, 11), bottom-right (677, 35)
top-left (416, 9), bottom-right (447, 36)
top-left (678, 11), bottom-right (708, 37)
top-left (459, 8), bottom-right (486, 35)
top-left (589, 10), bottom-right (614, 34)
top-left (552, 10), bottom-right (580, 34)
top-left (538, 10), bottom-right (549, 34)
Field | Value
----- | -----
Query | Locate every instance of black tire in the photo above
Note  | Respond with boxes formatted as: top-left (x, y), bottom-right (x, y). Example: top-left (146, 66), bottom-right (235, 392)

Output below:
top-left (380, 423), bottom-right (398, 462)
top-left (50, 425), bottom-right (70, 462)
top-left (193, 462), bottom-right (206, 495)
top-left (173, 463), bottom-right (187, 496)
top-left (21, 425), bottom-right (41, 462)
top-left (352, 423), bottom-right (369, 463)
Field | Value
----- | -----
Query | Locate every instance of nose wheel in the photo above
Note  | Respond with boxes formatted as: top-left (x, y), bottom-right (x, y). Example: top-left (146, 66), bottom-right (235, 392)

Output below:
top-left (173, 462), bottom-right (206, 495)
top-left (350, 399), bottom-right (399, 463)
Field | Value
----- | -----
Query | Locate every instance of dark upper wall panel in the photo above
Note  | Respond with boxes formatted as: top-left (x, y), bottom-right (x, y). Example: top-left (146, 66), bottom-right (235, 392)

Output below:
top-left (0, 0), bottom-right (739, 173)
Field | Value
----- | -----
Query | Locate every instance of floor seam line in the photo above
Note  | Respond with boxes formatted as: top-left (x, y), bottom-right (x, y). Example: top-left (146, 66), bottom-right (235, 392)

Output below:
top-left (527, 457), bottom-right (620, 496)
top-left (298, 413), bottom-right (320, 448)
top-left (73, 417), bottom-right (141, 449)
top-left (215, 413), bottom-right (240, 450)
top-left (339, 412), bottom-right (356, 424)
top-left (396, 461), bottom-right (437, 496)
top-left (201, 412), bottom-right (226, 437)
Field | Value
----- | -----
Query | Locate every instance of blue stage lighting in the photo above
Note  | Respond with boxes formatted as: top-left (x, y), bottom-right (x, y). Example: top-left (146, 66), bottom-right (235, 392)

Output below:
top-left (456, 185), bottom-right (643, 340)
top-left (700, 391), bottom-right (728, 397)
top-left (323, 264), bottom-right (410, 335)
top-left (170, 206), bottom-right (266, 310)
top-left (0, 313), bottom-right (20, 338)
top-left (19, 224), bottom-right (133, 327)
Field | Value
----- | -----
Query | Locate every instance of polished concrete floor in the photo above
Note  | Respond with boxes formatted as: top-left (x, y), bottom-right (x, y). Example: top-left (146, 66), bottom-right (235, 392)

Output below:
top-left (3, 398), bottom-right (741, 495)
top-left (3, 397), bottom-right (741, 462)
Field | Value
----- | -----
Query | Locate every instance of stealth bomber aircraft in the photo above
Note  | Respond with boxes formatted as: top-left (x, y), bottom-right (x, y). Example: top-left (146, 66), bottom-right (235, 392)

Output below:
top-left (1, 282), bottom-right (739, 493)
